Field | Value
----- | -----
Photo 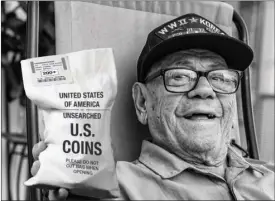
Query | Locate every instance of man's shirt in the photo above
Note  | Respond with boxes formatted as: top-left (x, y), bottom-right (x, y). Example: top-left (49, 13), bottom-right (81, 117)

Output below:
top-left (116, 140), bottom-right (274, 200)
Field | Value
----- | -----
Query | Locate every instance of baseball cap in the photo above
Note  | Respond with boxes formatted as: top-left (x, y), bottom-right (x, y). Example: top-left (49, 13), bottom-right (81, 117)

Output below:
top-left (137, 13), bottom-right (254, 83)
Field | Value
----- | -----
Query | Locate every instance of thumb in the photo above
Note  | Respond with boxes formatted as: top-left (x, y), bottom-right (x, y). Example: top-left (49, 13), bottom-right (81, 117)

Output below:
top-left (49, 188), bottom-right (69, 200)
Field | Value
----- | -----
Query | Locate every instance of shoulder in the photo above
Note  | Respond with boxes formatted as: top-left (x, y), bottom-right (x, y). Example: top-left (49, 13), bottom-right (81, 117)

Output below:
top-left (245, 158), bottom-right (275, 172)
top-left (116, 159), bottom-right (160, 186)
top-left (116, 159), bottom-right (153, 178)
top-left (115, 160), bottom-right (160, 200)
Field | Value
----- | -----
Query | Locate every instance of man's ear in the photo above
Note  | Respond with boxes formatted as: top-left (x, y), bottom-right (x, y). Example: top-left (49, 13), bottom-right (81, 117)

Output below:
top-left (132, 82), bottom-right (149, 125)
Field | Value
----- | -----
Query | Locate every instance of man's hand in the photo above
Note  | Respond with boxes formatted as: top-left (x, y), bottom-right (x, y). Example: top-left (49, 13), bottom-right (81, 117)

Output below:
top-left (31, 141), bottom-right (69, 200)
top-left (32, 141), bottom-right (99, 200)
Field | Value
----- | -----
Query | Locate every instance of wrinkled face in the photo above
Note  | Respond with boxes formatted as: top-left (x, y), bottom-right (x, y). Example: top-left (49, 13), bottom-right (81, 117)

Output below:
top-left (144, 49), bottom-right (236, 163)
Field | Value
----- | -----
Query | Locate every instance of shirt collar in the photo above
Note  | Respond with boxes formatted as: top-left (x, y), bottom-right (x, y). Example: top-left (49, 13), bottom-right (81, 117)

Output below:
top-left (138, 140), bottom-right (192, 178)
top-left (227, 145), bottom-right (265, 175)
top-left (138, 140), bottom-right (264, 179)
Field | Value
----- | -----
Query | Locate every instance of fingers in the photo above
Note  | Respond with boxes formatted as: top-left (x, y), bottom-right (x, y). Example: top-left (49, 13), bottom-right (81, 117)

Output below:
top-left (48, 189), bottom-right (93, 201)
top-left (31, 142), bottom-right (69, 201)
top-left (48, 188), bottom-right (69, 201)
top-left (31, 141), bottom-right (47, 177)
top-left (30, 160), bottom-right (40, 176)
top-left (42, 189), bottom-right (49, 199)
top-left (32, 141), bottom-right (47, 160)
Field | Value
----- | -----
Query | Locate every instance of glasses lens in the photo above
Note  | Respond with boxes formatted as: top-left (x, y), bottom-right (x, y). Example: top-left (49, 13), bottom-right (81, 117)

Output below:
top-left (208, 70), bottom-right (239, 93)
top-left (164, 69), bottom-right (197, 92)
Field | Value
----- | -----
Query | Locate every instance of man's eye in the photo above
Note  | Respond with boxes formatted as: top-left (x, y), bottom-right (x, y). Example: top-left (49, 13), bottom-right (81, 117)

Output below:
top-left (171, 75), bottom-right (191, 83)
top-left (211, 77), bottom-right (224, 82)
top-left (211, 76), bottom-right (236, 84)
top-left (172, 75), bottom-right (188, 80)
top-left (167, 74), bottom-right (191, 86)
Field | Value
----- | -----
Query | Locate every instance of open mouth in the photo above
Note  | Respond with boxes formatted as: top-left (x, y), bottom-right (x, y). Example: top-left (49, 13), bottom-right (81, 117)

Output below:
top-left (184, 113), bottom-right (217, 120)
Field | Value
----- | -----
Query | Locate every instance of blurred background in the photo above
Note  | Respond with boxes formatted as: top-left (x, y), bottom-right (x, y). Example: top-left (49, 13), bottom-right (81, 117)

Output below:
top-left (1, 1), bottom-right (55, 200)
top-left (1, 1), bottom-right (274, 200)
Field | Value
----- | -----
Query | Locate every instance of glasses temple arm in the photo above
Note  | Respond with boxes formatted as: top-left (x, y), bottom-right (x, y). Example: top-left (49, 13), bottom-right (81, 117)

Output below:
top-left (144, 70), bottom-right (162, 83)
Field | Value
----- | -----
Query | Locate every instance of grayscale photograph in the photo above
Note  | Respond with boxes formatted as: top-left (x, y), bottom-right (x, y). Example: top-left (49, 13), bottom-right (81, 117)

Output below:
top-left (1, 1), bottom-right (274, 200)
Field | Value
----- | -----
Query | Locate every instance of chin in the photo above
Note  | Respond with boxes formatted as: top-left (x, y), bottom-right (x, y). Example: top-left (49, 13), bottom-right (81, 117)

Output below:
top-left (181, 127), bottom-right (223, 150)
top-left (189, 143), bottom-right (215, 153)
top-left (180, 137), bottom-right (219, 153)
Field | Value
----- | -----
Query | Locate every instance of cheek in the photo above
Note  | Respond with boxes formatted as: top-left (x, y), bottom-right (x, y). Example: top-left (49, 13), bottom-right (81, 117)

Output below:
top-left (222, 96), bottom-right (235, 117)
top-left (219, 95), bottom-right (236, 132)
top-left (158, 95), bottom-right (183, 126)
top-left (149, 94), bottom-right (180, 132)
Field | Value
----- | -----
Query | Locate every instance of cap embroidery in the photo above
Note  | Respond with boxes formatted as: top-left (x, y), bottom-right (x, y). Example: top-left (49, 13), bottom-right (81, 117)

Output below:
top-left (155, 14), bottom-right (227, 40)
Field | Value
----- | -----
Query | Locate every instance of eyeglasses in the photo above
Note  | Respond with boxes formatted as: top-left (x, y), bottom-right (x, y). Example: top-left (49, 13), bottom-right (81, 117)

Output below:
top-left (144, 68), bottom-right (243, 94)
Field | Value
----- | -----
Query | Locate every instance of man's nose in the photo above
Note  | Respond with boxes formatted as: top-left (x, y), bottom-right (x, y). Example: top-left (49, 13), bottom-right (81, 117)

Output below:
top-left (187, 77), bottom-right (216, 99)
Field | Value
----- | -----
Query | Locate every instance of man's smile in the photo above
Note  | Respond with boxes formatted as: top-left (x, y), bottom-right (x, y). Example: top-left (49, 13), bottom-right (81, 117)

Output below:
top-left (178, 107), bottom-right (222, 121)
top-left (184, 113), bottom-right (216, 120)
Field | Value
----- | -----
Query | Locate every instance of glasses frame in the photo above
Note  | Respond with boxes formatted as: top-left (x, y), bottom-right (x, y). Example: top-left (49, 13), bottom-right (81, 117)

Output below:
top-left (144, 67), bottom-right (244, 94)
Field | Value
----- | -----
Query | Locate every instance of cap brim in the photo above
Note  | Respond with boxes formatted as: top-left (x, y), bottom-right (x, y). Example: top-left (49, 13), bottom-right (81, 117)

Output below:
top-left (140, 33), bottom-right (253, 81)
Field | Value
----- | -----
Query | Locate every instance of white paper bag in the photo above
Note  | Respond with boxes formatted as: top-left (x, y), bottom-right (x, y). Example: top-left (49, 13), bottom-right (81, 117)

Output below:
top-left (21, 48), bottom-right (120, 198)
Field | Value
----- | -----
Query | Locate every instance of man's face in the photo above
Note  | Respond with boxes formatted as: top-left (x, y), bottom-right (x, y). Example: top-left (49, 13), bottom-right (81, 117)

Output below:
top-left (144, 49), bottom-right (236, 164)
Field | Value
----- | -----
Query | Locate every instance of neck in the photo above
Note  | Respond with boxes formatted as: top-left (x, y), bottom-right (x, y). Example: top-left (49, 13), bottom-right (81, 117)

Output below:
top-left (171, 145), bottom-right (229, 178)
top-left (152, 139), bottom-right (229, 178)
top-left (194, 158), bottom-right (228, 178)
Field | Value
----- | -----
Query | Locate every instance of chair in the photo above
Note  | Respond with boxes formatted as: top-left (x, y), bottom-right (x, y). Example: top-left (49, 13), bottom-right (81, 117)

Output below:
top-left (24, 1), bottom-right (259, 200)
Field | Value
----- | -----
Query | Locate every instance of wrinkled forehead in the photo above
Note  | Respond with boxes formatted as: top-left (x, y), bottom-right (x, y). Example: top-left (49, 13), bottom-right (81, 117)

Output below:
top-left (150, 49), bottom-right (228, 74)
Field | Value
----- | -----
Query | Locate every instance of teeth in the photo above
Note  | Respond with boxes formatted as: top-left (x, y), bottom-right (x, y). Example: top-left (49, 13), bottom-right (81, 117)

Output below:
top-left (185, 114), bottom-right (192, 119)
top-left (207, 114), bottom-right (215, 119)
top-left (185, 113), bottom-right (216, 119)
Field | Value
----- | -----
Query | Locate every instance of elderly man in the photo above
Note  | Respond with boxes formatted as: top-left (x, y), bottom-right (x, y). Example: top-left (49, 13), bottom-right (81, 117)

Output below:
top-left (31, 13), bottom-right (274, 200)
